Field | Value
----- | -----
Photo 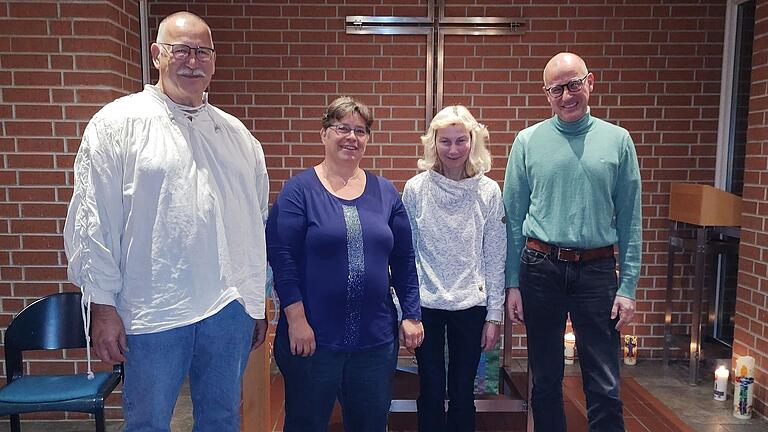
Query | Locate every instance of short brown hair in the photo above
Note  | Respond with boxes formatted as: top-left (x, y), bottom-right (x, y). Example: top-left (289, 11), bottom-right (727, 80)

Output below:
top-left (321, 96), bottom-right (374, 132)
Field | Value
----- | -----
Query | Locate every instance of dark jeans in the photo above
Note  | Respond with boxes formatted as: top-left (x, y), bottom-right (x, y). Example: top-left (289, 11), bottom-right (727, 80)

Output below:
top-left (415, 306), bottom-right (486, 432)
top-left (519, 246), bottom-right (624, 432)
top-left (273, 331), bottom-right (398, 432)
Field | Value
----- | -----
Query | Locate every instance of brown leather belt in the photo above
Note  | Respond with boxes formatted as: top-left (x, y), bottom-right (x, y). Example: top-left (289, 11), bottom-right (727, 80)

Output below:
top-left (526, 238), bottom-right (614, 262)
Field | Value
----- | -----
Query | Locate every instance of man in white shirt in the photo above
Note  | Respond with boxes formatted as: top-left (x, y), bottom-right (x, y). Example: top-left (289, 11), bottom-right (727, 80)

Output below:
top-left (64, 11), bottom-right (269, 431)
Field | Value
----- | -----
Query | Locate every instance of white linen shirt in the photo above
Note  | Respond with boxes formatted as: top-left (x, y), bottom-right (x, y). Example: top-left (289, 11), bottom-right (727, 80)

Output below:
top-left (64, 85), bottom-right (269, 334)
top-left (402, 170), bottom-right (507, 322)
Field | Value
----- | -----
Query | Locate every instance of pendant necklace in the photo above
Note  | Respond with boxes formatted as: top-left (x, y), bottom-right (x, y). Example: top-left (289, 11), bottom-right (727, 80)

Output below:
top-left (322, 161), bottom-right (359, 186)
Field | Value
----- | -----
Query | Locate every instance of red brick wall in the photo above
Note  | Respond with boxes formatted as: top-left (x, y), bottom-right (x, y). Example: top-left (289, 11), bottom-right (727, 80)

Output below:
top-left (0, 0), bottom-right (142, 420)
top-left (734, 0), bottom-right (768, 417)
top-left (6, 0), bottom-right (768, 420)
top-left (147, 0), bottom-right (727, 360)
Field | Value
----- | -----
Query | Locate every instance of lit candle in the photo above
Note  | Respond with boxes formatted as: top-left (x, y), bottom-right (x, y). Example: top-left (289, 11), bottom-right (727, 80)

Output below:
top-left (714, 365), bottom-right (729, 401)
top-left (564, 332), bottom-right (576, 365)
top-left (733, 356), bottom-right (755, 419)
top-left (623, 335), bottom-right (637, 365)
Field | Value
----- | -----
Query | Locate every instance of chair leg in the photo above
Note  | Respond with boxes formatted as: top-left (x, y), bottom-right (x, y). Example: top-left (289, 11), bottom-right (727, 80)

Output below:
top-left (10, 414), bottom-right (21, 432)
top-left (95, 409), bottom-right (106, 432)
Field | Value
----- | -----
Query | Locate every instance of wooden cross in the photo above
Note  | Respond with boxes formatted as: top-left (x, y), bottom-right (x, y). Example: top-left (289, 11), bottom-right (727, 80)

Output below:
top-left (346, 0), bottom-right (526, 124)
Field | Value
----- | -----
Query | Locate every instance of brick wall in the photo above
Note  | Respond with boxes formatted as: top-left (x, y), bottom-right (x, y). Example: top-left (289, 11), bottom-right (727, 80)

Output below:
top-left (734, 0), bottom-right (768, 417)
top-left (147, 0), bottom-right (727, 360)
top-left (4, 0), bottom-right (768, 420)
top-left (0, 0), bottom-right (142, 420)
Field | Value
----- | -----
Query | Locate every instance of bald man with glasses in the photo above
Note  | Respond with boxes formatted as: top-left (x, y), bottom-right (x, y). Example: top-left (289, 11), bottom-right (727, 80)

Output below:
top-left (64, 11), bottom-right (269, 431)
top-left (503, 52), bottom-right (642, 431)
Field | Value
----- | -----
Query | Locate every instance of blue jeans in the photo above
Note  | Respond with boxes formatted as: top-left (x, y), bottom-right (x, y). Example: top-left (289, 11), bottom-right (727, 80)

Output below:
top-left (274, 331), bottom-right (398, 432)
top-left (123, 300), bottom-right (256, 432)
top-left (519, 246), bottom-right (624, 432)
top-left (415, 306), bottom-right (486, 432)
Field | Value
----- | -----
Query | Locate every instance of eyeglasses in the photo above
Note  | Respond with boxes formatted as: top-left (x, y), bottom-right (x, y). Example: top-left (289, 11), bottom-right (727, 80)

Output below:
top-left (544, 75), bottom-right (589, 98)
top-left (158, 43), bottom-right (215, 63)
top-left (328, 123), bottom-right (369, 138)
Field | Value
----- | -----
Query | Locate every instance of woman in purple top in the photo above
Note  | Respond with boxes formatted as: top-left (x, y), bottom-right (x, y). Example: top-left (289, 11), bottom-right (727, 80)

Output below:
top-left (266, 96), bottom-right (424, 432)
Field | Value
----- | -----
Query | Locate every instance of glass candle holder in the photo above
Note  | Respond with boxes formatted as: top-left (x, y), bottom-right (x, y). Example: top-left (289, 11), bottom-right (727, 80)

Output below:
top-left (623, 334), bottom-right (637, 365)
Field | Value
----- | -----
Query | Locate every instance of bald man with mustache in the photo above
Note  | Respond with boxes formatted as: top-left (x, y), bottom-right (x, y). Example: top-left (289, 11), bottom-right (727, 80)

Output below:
top-left (503, 52), bottom-right (641, 431)
top-left (64, 11), bottom-right (269, 431)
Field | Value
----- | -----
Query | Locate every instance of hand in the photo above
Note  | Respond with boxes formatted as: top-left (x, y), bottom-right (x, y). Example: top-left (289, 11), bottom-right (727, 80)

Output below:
top-left (91, 303), bottom-right (127, 364)
top-left (283, 302), bottom-right (316, 357)
top-left (399, 318), bottom-right (424, 354)
top-left (251, 318), bottom-right (268, 350)
top-left (287, 318), bottom-right (315, 357)
top-left (480, 321), bottom-right (501, 352)
top-left (611, 295), bottom-right (635, 331)
top-left (505, 288), bottom-right (524, 325)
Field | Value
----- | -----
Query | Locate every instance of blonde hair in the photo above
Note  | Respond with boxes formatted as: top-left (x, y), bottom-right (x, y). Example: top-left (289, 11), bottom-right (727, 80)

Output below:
top-left (417, 105), bottom-right (491, 177)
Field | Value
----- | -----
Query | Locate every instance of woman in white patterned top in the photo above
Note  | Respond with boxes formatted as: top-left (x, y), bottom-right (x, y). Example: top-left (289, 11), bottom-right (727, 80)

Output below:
top-left (402, 105), bottom-right (507, 432)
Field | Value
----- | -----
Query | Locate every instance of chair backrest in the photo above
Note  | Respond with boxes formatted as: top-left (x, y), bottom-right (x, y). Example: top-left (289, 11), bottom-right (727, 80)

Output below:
top-left (4, 292), bottom-right (87, 381)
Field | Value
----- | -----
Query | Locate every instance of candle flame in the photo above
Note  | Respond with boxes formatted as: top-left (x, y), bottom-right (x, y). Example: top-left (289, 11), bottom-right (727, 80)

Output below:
top-left (715, 365), bottom-right (729, 378)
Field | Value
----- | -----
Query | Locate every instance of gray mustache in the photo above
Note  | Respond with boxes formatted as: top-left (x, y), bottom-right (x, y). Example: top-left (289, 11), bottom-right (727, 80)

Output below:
top-left (178, 68), bottom-right (206, 77)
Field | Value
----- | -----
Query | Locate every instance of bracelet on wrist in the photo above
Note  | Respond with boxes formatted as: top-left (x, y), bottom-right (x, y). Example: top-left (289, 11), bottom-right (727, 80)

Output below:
top-left (486, 319), bottom-right (503, 326)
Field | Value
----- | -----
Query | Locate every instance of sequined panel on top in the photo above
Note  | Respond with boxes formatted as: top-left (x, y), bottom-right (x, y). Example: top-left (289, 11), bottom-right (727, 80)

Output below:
top-left (342, 204), bottom-right (365, 347)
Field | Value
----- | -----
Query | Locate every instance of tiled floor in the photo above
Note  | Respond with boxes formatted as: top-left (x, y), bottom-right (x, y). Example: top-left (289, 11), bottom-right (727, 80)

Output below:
top-left (1, 360), bottom-right (766, 431)
top-left (624, 361), bottom-right (768, 432)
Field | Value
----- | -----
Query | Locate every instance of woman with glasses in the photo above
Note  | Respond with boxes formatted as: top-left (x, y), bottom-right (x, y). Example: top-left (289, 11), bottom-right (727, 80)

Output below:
top-left (266, 96), bottom-right (424, 432)
top-left (402, 105), bottom-right (506, 432)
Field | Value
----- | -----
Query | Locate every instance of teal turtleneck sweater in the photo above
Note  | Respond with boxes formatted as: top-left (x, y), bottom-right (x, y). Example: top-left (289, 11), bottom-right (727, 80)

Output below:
top-left (503, 112), bottom-right (642, 299)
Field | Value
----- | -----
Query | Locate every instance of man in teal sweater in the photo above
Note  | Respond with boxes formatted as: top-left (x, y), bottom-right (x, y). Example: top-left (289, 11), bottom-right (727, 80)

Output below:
top-left (504, 52), bottom-right (642, 431)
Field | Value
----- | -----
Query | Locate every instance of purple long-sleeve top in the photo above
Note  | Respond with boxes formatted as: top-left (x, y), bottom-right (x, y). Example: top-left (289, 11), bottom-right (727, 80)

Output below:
top-left (266, 168), bottom-right (421, 351)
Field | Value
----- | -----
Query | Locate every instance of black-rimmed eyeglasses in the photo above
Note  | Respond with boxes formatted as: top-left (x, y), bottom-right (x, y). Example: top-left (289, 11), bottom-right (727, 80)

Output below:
top-left (545, 75), bottom-right (589, 98)
top-left (158, 43), bottom-right (215, 63)
top-left (328, 123), bottom-right (369, 138)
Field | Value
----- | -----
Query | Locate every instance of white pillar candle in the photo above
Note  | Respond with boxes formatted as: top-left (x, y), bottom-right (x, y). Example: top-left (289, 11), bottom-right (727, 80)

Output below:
top-left (714, 365), bottom-right (729, 401)
top-left (733, 356), bottom-right (755, 419)
top-left (564, 332), bottom-right (576, 365)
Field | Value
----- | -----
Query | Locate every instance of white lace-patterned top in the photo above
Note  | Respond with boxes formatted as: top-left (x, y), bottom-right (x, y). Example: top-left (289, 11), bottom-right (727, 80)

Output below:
top-left (402, 170), bottom-right (507, 322)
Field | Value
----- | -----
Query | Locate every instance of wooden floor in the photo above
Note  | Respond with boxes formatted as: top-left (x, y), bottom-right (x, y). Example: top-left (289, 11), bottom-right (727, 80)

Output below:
top-left (268, 370), bottom-right (693, 432)
top-left (562, 375), bottom-right (694, 432)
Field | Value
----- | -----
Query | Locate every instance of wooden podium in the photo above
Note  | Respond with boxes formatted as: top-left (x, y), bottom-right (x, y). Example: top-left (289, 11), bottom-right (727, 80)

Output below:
top-left (664, 183), bottom-right (741, 384)
top-left (668, 183), bottom-right (741, 227)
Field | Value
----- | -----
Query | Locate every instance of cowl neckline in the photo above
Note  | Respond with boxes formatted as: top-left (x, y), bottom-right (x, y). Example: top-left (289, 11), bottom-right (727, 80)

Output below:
top-left (425, 169), bottom-right (484, 208)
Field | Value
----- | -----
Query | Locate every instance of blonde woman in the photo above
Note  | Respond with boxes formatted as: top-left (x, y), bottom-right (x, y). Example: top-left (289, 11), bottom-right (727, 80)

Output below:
top-left (402, 105), bottom-right (506, 432)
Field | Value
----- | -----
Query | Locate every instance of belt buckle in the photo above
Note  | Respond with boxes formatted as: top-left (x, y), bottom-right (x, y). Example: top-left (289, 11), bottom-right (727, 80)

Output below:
top-left (557, 247), bottom-right (581, 262)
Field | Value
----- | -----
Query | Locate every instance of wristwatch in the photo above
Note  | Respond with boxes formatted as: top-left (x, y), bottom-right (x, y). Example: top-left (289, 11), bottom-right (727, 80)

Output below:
top-left (486, 319), bottom-right (503, 326)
